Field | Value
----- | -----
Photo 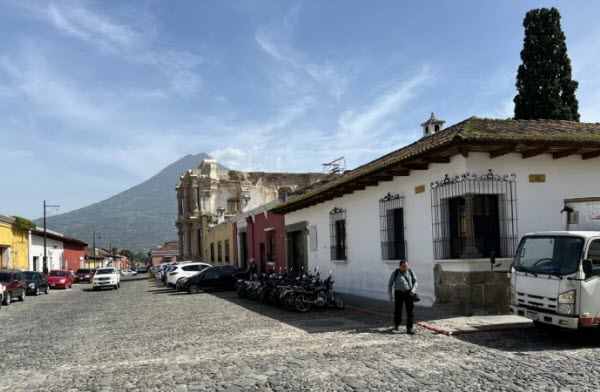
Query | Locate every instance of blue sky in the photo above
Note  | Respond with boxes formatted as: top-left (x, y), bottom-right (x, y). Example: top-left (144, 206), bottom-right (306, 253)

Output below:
top-left (2, 1), bottom-right (600, 219)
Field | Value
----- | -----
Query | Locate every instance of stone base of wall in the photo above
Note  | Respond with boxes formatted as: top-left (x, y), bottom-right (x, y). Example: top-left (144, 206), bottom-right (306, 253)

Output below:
top-left (433, 263), bottom-right (510, 316)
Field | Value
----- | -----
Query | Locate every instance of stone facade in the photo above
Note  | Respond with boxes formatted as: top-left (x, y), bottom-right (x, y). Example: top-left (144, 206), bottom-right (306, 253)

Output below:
top-left (433, 262), bottom-right (511, 315)
top-left (175, 158), bottom-right (326, 262)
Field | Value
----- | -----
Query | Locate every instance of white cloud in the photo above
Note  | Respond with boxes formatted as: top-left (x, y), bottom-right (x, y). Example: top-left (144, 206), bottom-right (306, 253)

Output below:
top-left (337, 65), bottom-right (434, 145)
top-left (8, 0), bottom-right (203, 98)
top-left (255, 29), bottom-right (352, 100)
top-left (46, 1), bottom-right (141, 50)
top-left (210, 147), bottom-right (251, 171)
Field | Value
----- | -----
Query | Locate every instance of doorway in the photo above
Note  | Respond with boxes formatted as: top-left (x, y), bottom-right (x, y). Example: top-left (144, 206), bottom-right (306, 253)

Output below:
top-left (239, 232), bottom-right (247, 269)
top-left (259, 242), bottom-right (266, 273)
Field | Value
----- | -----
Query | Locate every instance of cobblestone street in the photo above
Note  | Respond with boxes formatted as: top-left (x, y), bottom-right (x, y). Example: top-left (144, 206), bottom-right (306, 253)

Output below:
top-left (1, 278), bottom-right (598, 392)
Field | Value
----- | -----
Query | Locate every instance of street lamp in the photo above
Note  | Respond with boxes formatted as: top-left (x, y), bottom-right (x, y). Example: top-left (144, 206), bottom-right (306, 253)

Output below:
top-left (43, 200), bottom-right (60, 274)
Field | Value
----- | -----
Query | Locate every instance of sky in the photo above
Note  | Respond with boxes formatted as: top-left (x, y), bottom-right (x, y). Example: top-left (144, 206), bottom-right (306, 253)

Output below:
top-left (2, 0), bottom-right (600, 219)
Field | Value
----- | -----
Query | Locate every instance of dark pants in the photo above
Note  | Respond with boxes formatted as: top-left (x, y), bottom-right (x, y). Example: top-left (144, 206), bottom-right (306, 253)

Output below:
top-left (394, 290), bottom-right (414, 331)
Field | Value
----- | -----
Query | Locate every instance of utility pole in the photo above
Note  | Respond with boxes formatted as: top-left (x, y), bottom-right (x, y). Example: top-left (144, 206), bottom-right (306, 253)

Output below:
top-left (43, 200), bottom-right (60, 274)
top-left (92, 227), bottom-right (102, 269)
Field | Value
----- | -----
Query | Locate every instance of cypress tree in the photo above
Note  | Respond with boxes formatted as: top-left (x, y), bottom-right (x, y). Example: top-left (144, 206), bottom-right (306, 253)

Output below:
top-left (514, 7), bottom-right (580, 121)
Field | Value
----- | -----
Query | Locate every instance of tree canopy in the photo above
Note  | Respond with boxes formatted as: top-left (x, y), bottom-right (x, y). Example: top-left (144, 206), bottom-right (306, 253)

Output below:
top-left (514, 7), bottom-right (580, 121)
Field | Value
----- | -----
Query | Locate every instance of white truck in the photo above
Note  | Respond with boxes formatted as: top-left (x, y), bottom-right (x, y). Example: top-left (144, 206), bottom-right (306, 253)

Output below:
top-left (502, 197), bottom-right (600, 333)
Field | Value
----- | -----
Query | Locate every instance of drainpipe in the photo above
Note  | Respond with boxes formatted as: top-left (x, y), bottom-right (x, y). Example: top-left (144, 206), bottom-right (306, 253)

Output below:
top-left (561, 206), bottom-right (573, 231)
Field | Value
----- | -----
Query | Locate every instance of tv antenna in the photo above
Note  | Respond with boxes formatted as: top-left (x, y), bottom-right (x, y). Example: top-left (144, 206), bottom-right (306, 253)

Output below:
top-left (322, 157), bottom-right (345, 174)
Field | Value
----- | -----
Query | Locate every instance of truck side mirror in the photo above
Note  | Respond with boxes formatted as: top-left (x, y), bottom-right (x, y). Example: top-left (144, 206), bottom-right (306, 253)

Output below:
top-left (582, 259), bottom-right (593, 278)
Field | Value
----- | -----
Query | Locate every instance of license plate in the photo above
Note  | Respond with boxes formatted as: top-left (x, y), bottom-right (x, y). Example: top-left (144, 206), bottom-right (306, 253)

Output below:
top-left (525, 311), bottom-right (539, 321)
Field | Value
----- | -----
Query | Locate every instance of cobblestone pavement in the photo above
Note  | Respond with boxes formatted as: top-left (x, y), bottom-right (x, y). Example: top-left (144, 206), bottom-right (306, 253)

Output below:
top-left (1, 277), bottom-right (599, 392)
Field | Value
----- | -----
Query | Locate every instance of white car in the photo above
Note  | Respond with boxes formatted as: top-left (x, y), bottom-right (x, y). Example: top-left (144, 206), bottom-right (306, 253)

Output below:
top-left (166, 262), bottom-right (211, 288)
top-left (120, 269), bottom-right (137, 276)
top-left (92, 268), bottom-right (121, 291)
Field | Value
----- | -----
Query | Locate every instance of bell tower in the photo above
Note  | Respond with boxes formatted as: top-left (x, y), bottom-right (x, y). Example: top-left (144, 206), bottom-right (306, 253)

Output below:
top-left (421, 112), bottom-right (445, 137)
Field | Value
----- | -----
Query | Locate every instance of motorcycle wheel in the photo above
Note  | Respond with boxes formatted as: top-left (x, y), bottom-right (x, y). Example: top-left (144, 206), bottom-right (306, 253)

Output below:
top-left (334, 293), bottom-right (345, 309)
top-left (283, 294), bottom-right (296, 311)
top-left (295, 294), bottom-right (311, 313)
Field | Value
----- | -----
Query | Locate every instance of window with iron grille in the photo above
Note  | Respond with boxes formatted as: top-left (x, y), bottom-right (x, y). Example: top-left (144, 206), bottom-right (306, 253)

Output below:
top-left (431, 170), bottom-right (518, 260)
top-left (218, 241), bottom-right (222, 262)
top-left (379, 193), bottom-right (406, 260)
top-left (210, 243), bottom-right (215, 263)
top-left (330, 207), bottom-right (347, 260)
top-left (225, 240), bottom-right (230, 263)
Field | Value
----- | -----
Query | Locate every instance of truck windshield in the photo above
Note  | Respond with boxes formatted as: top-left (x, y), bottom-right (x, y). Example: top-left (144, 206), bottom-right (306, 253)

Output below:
top-left (514, 236), bottom-right (583, 276)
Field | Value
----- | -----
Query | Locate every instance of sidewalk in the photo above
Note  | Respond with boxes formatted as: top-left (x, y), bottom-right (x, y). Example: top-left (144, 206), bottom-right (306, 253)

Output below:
top-left (343, 292), bottom-right (533, 336)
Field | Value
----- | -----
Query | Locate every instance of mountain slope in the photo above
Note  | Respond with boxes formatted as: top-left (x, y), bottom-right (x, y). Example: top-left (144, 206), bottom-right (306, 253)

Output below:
top-left (40, 153), bottom-right (216, 251)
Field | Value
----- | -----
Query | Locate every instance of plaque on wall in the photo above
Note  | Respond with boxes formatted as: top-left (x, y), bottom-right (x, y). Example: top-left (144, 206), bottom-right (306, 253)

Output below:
top-left (529, 174), bottom-right (546, 183)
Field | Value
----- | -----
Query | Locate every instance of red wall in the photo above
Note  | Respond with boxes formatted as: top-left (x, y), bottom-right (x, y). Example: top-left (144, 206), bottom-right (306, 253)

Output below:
top-left (246, 210), bottom-right (286, 274)
top-left (64, 243), bottom-right (86, 272)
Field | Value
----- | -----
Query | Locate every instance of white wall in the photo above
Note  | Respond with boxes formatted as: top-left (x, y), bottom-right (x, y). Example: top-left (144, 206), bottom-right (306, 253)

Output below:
top-left (29, 234), bottom-right (64, 272)
top-left (285, 152), bottom-right (600, 306)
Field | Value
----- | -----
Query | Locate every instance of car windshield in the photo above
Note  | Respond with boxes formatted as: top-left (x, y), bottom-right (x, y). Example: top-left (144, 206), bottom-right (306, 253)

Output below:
top-left (96, 269), bottom-right (114, 275)
top-left (514, 236), bottom-right (584, 276)
top-left (0, 272), bottom-right (10, 282)
top-left (25, 272), bottom-right (37, 279)
top-left (49, 271), bottom-right (67, 277)
top-left (78, 269), bottom-right (91, 274)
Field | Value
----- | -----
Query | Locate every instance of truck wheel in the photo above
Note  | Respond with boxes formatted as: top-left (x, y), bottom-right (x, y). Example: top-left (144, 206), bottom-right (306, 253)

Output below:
top-left (3, 292), bottom-right (11, 305)
top-left (18, 290), bottom-right (25, 302)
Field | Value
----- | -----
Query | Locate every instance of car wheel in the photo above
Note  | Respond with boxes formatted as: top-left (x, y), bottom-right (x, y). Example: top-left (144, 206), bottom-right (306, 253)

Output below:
top-left (3, 292), bottom-right (11, 305)
top-left (45, 286), bottom-right (50, 294)
top-left (188, 284), bottom-right (200, 294)
top-left (34, 287), bottom-right (39, 296)
top-left (18, 290), bottom-right (25, 302)
top-left (93, 286), bottom-right (99, 291)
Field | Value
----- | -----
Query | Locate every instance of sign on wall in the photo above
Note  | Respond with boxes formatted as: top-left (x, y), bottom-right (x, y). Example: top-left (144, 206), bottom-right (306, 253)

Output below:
top-left (588, 203), bottom-right (600, 220)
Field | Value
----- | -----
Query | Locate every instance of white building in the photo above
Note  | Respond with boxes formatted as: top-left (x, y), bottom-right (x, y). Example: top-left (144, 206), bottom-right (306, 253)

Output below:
top-left (29, 228), bottom-right (64, 272)
top-left (273, 115), bottom-right (600, 314)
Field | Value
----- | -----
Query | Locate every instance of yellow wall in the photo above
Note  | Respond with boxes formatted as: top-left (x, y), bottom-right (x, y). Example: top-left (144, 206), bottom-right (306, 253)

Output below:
top-left (202, 219), bottom-right (235, 266)
top-left (0, 221), bottom-right (29, 270)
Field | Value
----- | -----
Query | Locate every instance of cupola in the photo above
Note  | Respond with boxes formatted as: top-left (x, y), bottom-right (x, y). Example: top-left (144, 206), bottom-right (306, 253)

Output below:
top-left (421, 112), bottom-right (445, 137)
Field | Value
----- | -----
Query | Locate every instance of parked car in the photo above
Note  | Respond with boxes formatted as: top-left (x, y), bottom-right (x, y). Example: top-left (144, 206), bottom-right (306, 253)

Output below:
top-left (47, 269), bottom-right (73, 289)
top-left (120, 269), bottom-right (137, 276)
top-left (0, 270), bottom-right (27, 304)
top-left (137, 266), bottom-right (149, 273)
top-left (75, 268), bottom-right (94, 283)
top-left (178, 266), bottom-right (246, 294)
top-left (92, 267), bottom-right (121, 291)
top-left (166, 262), bottom-right (211, 288)
top-left (24, 271), bottom-right (50, 296)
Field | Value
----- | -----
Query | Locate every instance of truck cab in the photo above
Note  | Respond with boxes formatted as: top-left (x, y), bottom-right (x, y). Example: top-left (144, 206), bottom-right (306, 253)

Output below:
top-left (509, 231), bottom-right (600, 330)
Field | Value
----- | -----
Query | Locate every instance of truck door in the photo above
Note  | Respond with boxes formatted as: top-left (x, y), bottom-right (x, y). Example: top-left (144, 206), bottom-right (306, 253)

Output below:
top-left (581, 238), bottom-right (600, 326)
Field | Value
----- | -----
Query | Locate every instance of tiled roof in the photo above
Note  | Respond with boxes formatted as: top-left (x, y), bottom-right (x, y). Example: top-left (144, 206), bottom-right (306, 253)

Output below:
top-left (272, 117), bottom-right (600, 214)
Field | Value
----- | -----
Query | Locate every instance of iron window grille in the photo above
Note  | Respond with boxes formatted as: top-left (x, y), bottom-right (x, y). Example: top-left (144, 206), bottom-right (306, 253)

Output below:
top-left (431, 170), bottom-right (518, 260)
top-left (210, 243), bottom-right (215, 263)
top-left (330, 207), bottom-right (347, 260)
top-left (379, 193), bottom-right (406, 260)
top-left (218, 241), bottom-right (222, 262)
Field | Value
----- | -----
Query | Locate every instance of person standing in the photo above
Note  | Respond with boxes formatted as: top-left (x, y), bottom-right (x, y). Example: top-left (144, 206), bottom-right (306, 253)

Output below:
top-left (388, 260), bottom-right (418, 335)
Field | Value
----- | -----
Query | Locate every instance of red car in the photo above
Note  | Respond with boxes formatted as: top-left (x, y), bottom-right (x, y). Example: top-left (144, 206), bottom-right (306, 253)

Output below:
top-left (47, 269), bottom-right (73, 289)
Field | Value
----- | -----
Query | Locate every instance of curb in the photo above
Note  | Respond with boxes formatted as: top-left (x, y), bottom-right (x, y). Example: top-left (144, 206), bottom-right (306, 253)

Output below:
top-left (347, 305), bottom-right (531, 336)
